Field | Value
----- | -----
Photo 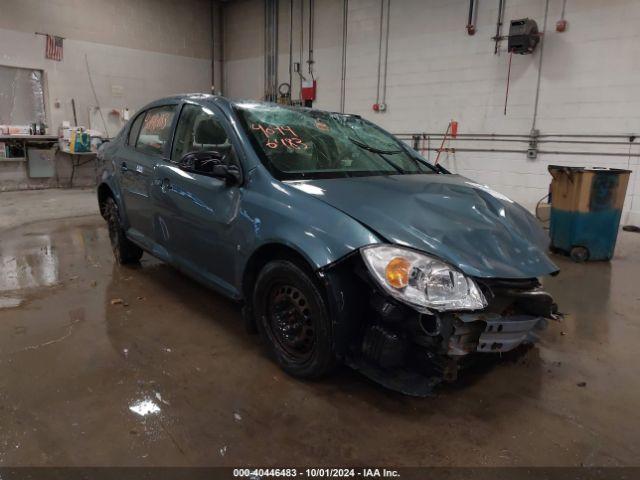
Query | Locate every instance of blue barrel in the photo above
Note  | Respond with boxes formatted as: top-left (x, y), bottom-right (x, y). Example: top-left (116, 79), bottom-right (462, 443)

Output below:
top-left (548, 166), bottom-right (631, 262)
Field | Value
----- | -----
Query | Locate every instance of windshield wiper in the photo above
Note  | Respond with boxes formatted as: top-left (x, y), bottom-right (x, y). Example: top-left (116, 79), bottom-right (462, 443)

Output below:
top-left (348, 137), bottom-right (402, 154)
top-left (348, 137), bottom-right (406, 173)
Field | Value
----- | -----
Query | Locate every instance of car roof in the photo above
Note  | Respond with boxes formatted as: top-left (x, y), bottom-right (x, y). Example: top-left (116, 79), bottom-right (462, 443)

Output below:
top-left (139, 94), bottom-right (360, 118)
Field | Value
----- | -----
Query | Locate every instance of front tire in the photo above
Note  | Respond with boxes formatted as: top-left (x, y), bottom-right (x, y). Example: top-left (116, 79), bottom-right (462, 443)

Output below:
top-left (253, 260), bottom-right (337, 378)
top-left (104, 197), bottom-right (143, 264)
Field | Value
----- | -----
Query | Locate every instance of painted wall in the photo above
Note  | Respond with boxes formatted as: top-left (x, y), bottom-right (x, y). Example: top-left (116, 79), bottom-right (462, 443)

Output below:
top-left (223, 0), bottom-right (640, 225)
top-left (223, 0), bottom-right (266, 100)
top-left (0, 0), bottom-right (213, 59)
top-left (0, 27), bottom-right (213, 134)
top-left (0, 0), bottom-right (220, 190)
top-left (0, 0), bottom-right (220, 131)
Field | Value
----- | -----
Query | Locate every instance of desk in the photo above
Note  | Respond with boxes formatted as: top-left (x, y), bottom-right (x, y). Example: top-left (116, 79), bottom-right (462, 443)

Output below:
top-left (0, 135), bottom-right (58, 162)
top-left (57, 150), bottom-right (98, 188)
top-left (0, 135), bottom-right (100, 189)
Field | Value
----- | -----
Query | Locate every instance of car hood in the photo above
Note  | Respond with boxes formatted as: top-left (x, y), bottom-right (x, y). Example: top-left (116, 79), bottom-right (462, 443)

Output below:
top-left (287, 174), bottom-right (558, 279)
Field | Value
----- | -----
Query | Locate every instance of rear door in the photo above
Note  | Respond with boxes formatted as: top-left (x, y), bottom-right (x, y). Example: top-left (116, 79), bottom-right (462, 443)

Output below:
top-left (119, 105), bottom-right (177, 246)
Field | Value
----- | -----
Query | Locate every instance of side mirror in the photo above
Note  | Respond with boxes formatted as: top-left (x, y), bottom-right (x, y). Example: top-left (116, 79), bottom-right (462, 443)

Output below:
top-left (178, 150), bottom-right (241, 185)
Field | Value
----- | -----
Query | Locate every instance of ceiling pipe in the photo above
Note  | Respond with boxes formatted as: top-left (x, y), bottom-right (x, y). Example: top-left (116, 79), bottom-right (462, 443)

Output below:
top-left (466, 0), bottom-right (477, 35)
top-left (210, 0), bottom-right (215, 93)
top-left (380, 0), bottom-right (391, 108)
top-left (264, 0), bottom-right (278, 101)
top-left (375, 0), bottom-right (384, 106)
top-left (289, 0), bottom-right (294, 98)
top-left (308, 0), bottom-right (315, 79)
top-left (493, 0), bottom-right (505, 54)
top-left (219, 2), bottom-right (225, 95)
top-left (339, 0), bottom-right (348, 113)
top-left (531, 0), bottom-right (550, 132)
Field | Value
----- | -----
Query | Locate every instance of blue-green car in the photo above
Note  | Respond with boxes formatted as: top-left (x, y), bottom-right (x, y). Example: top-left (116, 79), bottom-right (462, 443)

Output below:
top-left (97, 94), bottom-right (559, 395)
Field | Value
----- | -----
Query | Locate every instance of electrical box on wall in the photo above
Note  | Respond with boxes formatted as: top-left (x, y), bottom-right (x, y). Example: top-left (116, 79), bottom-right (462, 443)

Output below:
top-left (508, 18), bottom-right (540, 54)
top-left (301, 80), bottom-right (316, 102)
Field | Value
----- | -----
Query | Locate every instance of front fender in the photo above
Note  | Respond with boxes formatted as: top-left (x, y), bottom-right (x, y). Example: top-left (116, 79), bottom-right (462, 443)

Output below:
top-left (235, 167), bottom-right (382, 287)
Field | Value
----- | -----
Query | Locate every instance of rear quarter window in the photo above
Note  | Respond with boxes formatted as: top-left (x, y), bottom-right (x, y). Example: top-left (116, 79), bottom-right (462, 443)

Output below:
top-left (135, 105), bottom-right (176, 156)
top-left (127, 113), bottom-right (145, 146)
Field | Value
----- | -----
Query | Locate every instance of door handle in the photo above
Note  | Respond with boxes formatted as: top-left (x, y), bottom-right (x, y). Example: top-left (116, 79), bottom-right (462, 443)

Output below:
top-left (121, 162), bottom-right (128, 173)
top-left (161, 178), bottom-right (172, 192)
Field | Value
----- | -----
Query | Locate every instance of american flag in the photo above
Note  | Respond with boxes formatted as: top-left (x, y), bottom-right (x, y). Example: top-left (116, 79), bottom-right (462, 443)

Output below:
top-left (45, 34), bottom-right (63, 61)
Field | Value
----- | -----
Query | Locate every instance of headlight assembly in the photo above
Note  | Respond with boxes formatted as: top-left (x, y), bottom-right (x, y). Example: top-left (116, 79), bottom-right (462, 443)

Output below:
top-left (361, 245), bottom-right (487, 312)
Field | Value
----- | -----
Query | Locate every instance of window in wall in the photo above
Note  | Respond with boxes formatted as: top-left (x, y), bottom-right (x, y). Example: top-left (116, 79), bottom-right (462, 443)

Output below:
top-left (135, 105), bottom-right (176, 156)
top-left (0, 65), bottom-right (46, 125)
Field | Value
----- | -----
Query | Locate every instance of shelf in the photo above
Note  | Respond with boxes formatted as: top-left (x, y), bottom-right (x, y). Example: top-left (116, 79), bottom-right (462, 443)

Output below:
top-left (0, 157), bottom-right (26, 162)
top-left (58, 151), bottom-right (97, 156)
top-left (0, 135), bottom-right (58, 141)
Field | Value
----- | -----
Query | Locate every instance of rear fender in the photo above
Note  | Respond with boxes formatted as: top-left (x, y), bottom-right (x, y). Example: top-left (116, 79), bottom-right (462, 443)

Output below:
top-left (97, 164), bottom-right (130, 229)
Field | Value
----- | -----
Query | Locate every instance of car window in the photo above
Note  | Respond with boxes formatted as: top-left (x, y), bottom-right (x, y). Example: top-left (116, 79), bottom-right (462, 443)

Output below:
top-left (135, 105), bottom-right (176, 156)
top-left (235, 103), bottom-right (435, 180)
top-left (127, 113), bottom-right (145, 146)
top-left (171, 103), bottom-right (232, 162)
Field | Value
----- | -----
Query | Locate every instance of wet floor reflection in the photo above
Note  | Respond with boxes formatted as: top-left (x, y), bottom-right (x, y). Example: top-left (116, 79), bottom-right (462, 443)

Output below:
top-left (543, 259), bottom-right (614, 344)
top-left (0, 234), bottom-right (58, 292)
top-left (129, 398), bottom-right (161, 417)
top-left (0, 222), bottom-right (110, 295)
top-left (0, 216), bottom-right (639, 467)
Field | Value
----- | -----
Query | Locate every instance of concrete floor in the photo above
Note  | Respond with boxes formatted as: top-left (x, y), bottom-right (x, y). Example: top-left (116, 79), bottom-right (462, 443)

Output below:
top-left (0, 190), bottom-right (639, 467)
top-left (0, 188), bottom-right (98, 231)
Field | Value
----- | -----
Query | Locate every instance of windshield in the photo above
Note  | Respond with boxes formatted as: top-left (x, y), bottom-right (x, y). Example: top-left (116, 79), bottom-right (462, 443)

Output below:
top-left (235, 103), bottom-right (436, 180)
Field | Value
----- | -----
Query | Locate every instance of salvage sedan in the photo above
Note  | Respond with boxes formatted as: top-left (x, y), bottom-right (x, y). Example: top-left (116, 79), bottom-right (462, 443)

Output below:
top-left (97, 94), bottom-right (559, 395)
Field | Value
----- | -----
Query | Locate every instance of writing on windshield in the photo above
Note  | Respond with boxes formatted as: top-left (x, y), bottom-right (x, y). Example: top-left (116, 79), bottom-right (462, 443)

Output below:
top-left (251, 123), bottom-right (309, 150)
top-left (236, 103), bottom-right (436, 180)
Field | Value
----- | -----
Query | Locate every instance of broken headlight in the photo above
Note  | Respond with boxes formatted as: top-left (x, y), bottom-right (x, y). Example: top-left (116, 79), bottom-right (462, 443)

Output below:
top-left (361, 245), bottom-right (487, 312)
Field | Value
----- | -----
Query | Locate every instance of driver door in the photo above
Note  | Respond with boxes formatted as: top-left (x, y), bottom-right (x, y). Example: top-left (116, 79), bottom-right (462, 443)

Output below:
top-left (153, 102), bottom-right (243, 297)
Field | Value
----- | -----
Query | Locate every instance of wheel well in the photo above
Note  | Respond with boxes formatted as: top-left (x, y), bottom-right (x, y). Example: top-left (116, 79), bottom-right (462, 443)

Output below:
top-left (242, 243), bottom-right (317, 302)
top-left (97, 183), bottom-right (114, 218)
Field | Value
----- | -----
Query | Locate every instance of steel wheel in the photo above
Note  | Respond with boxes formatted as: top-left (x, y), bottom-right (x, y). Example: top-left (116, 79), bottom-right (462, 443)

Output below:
top-left (252, 259), bottom-right (337, 378)
top-left (267, 284), bottom-right (315, 361)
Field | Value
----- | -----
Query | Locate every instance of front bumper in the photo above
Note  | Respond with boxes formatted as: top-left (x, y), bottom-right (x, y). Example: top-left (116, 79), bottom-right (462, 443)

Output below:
top-left (356, 277), bottom-right (557, 392)
top-left (447, 312), bottom-right (547, 355)
top-left (320, 253), bottom-right (558, 395)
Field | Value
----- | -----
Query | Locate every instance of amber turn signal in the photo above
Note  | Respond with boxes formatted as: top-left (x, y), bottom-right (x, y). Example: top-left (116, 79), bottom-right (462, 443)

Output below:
top-left (385, 257), bottom-right (411, 289)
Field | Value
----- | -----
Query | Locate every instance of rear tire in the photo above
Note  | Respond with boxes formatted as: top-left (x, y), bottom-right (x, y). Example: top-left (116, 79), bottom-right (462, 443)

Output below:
top-left (104, 197), bottom-right (143, 264)
top-left (253, 260), bottom-right (337, 378)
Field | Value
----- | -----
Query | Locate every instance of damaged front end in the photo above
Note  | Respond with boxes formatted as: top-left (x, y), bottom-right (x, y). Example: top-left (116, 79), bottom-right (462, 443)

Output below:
top-left (320, 248), bottom-right (559, 397)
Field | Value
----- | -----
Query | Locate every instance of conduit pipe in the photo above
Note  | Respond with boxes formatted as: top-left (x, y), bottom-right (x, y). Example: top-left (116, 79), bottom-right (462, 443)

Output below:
top-left (397, 132), bottom-right (639, 158)
top-left (531, 0), bottom-right (550, 132)
top-left (308, 0), bottom-right (315, 78)
top-left (289, 0), bottom-right (294, 96)
top-left (210, 0), bottom-right (215, 93)
top-left (493, 0), bottom-right (505, 54)
top-left (375, 0), bottom-right (384, 106)
top-left (413, 147), bottom-right (640, 158)
top-left (380, 0), bottom-right (391, 108)
top-left (466, 0), bottom-right (477, 34)
top-left (396, 133), bottom-right (637, 140)
top-left (339, 0), bottom-right (348, 113)
top-left (264, 0), bottom-right (278, 101)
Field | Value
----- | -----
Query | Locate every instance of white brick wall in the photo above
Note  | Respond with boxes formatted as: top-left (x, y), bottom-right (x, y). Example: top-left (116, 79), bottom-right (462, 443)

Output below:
top-left (224, 0), bottom-right (640, 224)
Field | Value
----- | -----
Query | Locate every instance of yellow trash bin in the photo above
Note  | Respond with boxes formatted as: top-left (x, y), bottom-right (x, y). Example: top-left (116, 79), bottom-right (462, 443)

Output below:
top-left (548, 165), bottom-right (630, 261)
